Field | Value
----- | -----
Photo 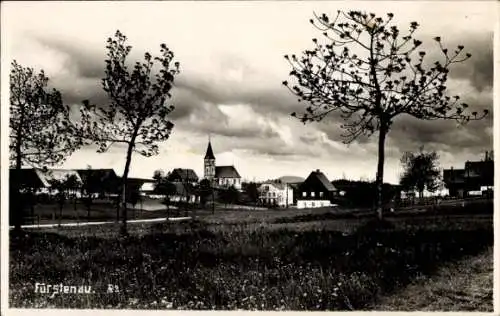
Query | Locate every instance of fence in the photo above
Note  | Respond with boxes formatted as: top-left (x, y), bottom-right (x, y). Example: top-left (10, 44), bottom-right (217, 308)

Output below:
top-left (396, 195), bottom-right (491, 209)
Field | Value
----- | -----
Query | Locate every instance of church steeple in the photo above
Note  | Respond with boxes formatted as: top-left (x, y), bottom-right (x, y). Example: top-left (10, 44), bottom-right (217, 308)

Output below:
top-left (204, 139), bottom-right (215, 160)
top-left (204, 136), bottom-right (216, 180)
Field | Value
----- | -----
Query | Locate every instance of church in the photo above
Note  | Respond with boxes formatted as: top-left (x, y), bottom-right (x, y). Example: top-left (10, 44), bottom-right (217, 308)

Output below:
top-left (204, 139), bottom-right (242, 190)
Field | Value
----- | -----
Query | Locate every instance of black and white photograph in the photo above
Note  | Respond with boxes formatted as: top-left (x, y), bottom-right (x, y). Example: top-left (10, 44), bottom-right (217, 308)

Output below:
top-left (1, 0), bottom-right (496, 312)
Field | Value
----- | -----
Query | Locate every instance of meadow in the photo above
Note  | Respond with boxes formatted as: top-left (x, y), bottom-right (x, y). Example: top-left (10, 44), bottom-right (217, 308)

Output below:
top-left (9, 199), bottom-right (493, 310)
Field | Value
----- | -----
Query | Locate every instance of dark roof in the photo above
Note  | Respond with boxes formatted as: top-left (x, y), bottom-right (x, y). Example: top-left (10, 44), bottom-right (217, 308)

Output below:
top-left (10, 168), bottom-right (44, 189)
top-left (313, 170), bottom-right (336, 191)
top-left (215, 166), bottom-right (241, 178)
top-left (205, 141), bottom-right (215, 160)
top-left (76, 169), bottom-right (118, 182)
top-left (76, 169), bottom-right (119, 193)
top-left (11, 168), bottom-right (84, 188)
top-left (302, 170), bottom-right (337, 191)
top-left (465, 160), bottom-right (493, 177)
top-left (168, 168), bottom-right (199, 182)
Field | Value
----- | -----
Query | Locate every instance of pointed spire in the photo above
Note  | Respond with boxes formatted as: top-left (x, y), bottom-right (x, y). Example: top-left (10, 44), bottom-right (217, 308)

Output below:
top-left (204, 136), bottom-right (215, 160)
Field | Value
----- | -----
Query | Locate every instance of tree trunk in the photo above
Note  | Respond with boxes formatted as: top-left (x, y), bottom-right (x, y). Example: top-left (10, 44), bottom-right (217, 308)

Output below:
top-left (13, 108), bottom-right (25, 231)
top-left (375, 123), bottom-right (388, 220)
top-left (120, 141), bottom-right (135, 237)
top-left (212, 187), bottom-right (215, 214)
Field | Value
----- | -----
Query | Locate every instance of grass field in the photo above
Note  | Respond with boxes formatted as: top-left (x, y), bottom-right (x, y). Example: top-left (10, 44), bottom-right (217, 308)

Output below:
top-left (9, 199), bottom-right (493, 310)
top-left (372, 247), bottom-right (493, 311)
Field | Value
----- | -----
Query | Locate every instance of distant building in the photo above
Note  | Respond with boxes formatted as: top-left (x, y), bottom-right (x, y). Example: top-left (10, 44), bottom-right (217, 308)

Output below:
top-left (258, 182), bottom-right (294, 207)
top-left (76, 168), bottom-right (120, 196)
top-left (443, 151), bottom-right (494, 198)
top-left (10, 168), bottom-right (83, 194)
top-left (168, 168), bottom-right (199, 183)
top-left (170, 182), bottom-right (199, 204)
top-left (296, 170), bottom-right (338, 209)
top-left (203, 139), bottom-right (242, 190)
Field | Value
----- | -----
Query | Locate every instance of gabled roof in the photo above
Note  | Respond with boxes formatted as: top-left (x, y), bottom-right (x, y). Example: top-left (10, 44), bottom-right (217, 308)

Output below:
top-left (168, 168), bottom-right (199, 182)
top-left (10, 168), bottom-right (45, 189)
top-left (205, 141), bottom-right (215, 160)
top-left (301, 170), bottom-right (337, 191)
top-left (216, 165), bottom-right (241, 178)
top-left (35, 169), bottom-right (83, 187)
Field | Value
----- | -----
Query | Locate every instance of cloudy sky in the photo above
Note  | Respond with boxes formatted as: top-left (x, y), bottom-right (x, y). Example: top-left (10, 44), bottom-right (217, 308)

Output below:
top-left (2, 1), bottom-right (495, 183)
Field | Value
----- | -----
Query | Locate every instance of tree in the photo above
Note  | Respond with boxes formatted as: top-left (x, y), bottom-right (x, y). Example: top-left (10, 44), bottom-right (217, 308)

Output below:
top-left (64, 174), bottom-right (81, 211)
top-left (283, 11), bottom-right (487, 219)
top-left (81, 165), bottom-right (95, 221)
top-left (153, 174), bottom-right (177, 213)
top-left (80, 30), bottom-right (180, 235)
top-left (244, 182), bottom-right (259, 206)
top-left (400, 147), bottom-right (441, 199)
top-left (219, 185), bottom-right (239, 208)
top-left (48, 174), bottom-right (80, 225)
top-left (9, 61), bottom-right (82, 230)
top-left (198, 179), bottom-right (212, 207)
top-left (153, 169), bottom-right (165, 182)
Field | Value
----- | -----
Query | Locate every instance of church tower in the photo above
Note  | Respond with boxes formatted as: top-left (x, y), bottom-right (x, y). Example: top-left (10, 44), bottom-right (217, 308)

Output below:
top-left (204, 138), bottom-right (216, 180)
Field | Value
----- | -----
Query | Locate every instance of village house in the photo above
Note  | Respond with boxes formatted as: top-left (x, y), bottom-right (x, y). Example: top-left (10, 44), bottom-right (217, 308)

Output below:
top-left (258, 182), bottom-right (294, 207)
top-left (443, 151), bottom-right (494, 198)
top-left (296, 169), bottom-right (338, 209)
top-left (203, 139), bottom-right (242, 190)
top-left (76, 168), bottom-right (119, 197)
top-left (11, 168), bottom-right (83, 195)
top-left (167, 168), bottom-right (199, 184)
top-left (169, 182), bottom-right (199, 204)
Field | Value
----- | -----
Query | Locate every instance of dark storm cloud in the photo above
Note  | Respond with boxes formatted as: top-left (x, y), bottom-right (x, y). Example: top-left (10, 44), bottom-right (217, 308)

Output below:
top-left (388, 92), bottom-right (493, 155)
top-left (450, 32), bottom-right (493, 92)
top-left (210, 134), bottom-right (314, 159)
top-left (176, 75), bottom-right (305, 118)
top-left (61, 84), bottom-right (109, 107)
top-left (35, 35), bottom-right (105, 80)
top-left (426, 32), bottom-right (493, 92)
top-left (31, 28), bottom-right (492, 164)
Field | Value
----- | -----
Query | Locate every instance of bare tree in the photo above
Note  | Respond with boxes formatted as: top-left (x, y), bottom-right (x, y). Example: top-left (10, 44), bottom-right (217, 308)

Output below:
top-left (283, 11), bottom-right (487, 219)
top-left (80, 30), bottom-right (180, 236)
top-left (9, 61), bottom-right (82, 230)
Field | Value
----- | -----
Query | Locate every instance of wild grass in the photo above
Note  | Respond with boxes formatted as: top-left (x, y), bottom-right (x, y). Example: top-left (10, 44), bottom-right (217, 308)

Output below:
top-left (372, 246), bottom-right (493, 311)
top-left (9, 213), bottom-right (493, 310)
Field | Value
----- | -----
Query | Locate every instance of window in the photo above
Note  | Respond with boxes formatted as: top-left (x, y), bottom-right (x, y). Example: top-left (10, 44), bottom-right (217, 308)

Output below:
top-left (312, 202), bottom-right (315, 207)
top-left (302, 192), bottom-right (306, 197)
top-left (319, 191), bottom-right (324, 198)
top-left (311, 192), bottom-right (315, 197)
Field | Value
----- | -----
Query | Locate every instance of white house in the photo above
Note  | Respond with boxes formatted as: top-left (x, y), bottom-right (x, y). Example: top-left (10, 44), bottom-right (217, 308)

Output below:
top-left (258, 182), bottom-right (294, 207)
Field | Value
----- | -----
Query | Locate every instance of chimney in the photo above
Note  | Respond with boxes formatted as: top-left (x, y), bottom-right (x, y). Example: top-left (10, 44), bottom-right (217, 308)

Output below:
top-left (316, 169), bottom-right (320, 173)
top-left (485, 151), bottom-right (488, 161)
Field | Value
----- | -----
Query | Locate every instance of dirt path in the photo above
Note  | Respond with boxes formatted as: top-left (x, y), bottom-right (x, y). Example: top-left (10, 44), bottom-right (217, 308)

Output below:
top-left (372, 247), bottom-right (493, 311)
